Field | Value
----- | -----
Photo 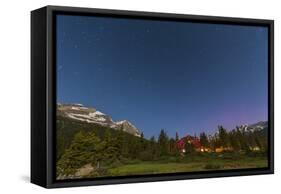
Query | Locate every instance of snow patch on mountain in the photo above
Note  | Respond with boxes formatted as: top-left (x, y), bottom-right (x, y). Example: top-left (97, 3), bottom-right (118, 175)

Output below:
top-left (90, 111), bottom-right (105, 116)
top-left (235, 121), bottom-right (268, 133)
top-left (57, 103), bottom-right (141, 137)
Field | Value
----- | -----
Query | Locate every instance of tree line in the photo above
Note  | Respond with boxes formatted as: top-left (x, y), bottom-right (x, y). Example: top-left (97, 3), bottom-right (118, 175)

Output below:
top-left (57, 128), bottom-right (179, 177)
top-left (200, 125), bottom-right (268, 152)
top-left (57, 125), bottom-right (267, 177)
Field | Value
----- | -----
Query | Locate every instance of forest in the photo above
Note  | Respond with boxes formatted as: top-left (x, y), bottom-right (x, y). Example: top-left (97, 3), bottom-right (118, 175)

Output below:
top-left (56, 116), bottom-right (268, 179)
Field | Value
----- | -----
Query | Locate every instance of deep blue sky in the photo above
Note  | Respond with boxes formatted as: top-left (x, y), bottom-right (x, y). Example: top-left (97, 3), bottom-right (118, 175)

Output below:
top-left (56, 14), bottom-right (268, 138)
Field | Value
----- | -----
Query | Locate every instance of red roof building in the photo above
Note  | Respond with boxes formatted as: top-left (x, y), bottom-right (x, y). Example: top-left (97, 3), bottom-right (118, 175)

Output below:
top-left (176, 135), bottom-right (202, 151)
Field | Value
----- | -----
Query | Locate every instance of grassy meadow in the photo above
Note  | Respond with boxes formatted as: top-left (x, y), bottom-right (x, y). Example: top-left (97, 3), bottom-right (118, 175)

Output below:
top-left (108, 154), bottom-right (267, 177)
top-left (56, 116), bottom-right (268, 179)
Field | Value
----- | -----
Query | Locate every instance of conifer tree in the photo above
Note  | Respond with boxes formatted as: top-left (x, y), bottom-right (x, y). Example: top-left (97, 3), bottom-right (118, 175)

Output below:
top-left (158, 129), bottom-right (169, 156)
top-left (104, 129), bottom-right (119, 164)
top-left (175, 132), bottom-right (179, 142)
top-left (199, 132), bottom-right (209, 150)
top-left (57, 131), bottom-right (105, 176)
top-left (218, 126), bottom-right (229, 148)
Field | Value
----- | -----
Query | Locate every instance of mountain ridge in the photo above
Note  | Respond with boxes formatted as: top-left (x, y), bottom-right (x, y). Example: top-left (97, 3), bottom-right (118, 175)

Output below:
top-left (57, 103), bottom-right (141, 137)
top-left (235, 121), bottom-right (268, 133)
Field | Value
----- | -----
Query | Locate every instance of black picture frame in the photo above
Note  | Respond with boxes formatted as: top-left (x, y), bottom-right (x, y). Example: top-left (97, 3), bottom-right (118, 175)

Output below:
top-left (31, 5), bottom-right (274, 188)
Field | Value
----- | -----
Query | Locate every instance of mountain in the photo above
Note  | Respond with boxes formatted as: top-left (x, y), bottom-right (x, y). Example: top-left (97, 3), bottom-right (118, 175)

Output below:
top-left (248, 121), bottom-right (268, 131)
top-left (116, 120), bottom-right (141, 137)
top-left (57, 103), bottom-right (141, 137)
top-left (236, 121), bottom-right (268, 133)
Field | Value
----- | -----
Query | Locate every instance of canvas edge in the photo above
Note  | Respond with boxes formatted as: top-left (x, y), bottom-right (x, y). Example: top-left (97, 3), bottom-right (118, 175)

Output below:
top-left (30, 5), bottom-right (274, 188)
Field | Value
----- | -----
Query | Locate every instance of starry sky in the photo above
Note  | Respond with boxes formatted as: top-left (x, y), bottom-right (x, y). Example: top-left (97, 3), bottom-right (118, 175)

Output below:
top-left (56, 14), bottom-right (268, 138)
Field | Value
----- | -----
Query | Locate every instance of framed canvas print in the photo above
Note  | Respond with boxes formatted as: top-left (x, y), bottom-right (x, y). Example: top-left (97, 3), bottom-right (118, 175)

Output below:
top-left (31, 5), bottom-right (274, 188)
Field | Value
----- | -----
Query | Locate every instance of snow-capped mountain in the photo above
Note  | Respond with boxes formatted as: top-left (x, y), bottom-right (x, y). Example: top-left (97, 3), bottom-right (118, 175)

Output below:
top-left (116, 120), bottom-right (141, 136)
top-left (236, 121), bottom-right (268, 133)
top-left (248, 121), bottom-right (268, 130)
top-left (57, 103), bottom-right (141, 137)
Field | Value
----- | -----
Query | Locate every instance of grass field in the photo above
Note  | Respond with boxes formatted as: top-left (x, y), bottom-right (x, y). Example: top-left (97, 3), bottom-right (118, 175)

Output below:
top-left (108, 154), bottom-right (268, 176)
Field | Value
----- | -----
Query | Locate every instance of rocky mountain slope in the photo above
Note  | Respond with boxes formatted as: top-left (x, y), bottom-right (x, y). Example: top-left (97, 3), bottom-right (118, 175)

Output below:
top-left (236, 121), bottom-right (268, 133)
top-left (57, 103), bottom-right (141, 137)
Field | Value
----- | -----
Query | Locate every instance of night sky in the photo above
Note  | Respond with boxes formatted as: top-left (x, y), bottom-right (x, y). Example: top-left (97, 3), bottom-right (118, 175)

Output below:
top-left (56, 14), bottom-right (268, 138)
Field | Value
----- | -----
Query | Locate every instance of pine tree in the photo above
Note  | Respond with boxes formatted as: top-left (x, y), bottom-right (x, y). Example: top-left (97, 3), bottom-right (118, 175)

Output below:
top-left (236, 127), bottom-right (250, 151)
top-left (168, 138), bottom-right (176, 154)
top-left (199, 132), bottom-right (209, 150)
top-left (175, 132), bottom-right (179, 142)
top-left (218, 126), bottom-right (229, 148)
top-left (229, 129), bottom-right (241, 151)
top-left (140, 132), bottom-right (146, 151)
top-left (149, 136), bottom-right (158, 159)
top-left (57, 131), bottom-right (105, 176)
top-left (103, 129), bottom-right (119, 164)
top-left (158, 129), bottom-right (169, 156)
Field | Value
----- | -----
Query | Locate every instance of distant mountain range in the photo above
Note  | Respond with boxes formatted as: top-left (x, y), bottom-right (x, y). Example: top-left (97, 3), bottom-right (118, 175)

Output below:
top-left (57, 103), bottom-right (268, 139)
top-left (57, 103), bottom-right (141, 137)
top-left (236, 121), bottom-right (268, 133)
